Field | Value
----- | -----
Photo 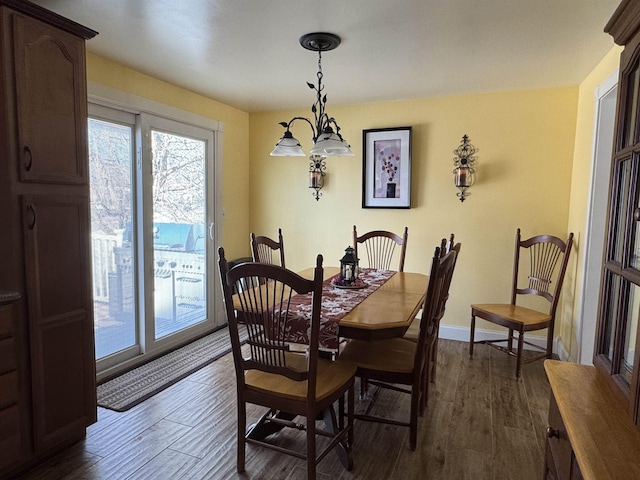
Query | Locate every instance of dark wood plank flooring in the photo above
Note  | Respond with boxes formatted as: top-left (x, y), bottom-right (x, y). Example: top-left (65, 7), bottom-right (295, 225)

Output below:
top-left (15, 340), bottom-right (551, 479)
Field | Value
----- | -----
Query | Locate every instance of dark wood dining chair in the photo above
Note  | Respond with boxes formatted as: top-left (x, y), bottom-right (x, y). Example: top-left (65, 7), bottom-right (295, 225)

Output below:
top-left (404, 233), bottom-right (457, 342)
top-left (251, 228), bottom-right (285, 267)
top-left (470, 228), bottom-right (574, 379)
top-left (218, 247), bottom-right (356, 480)
top-left (353, 225), bottom-right (408, 271)
top-left (404, 233), bottom-right (460, 336)
top-left (427, 238), bottom-right (460, 388)
top-left (337, 245), bottom-right (457, 450)
top-left (402, 235), bottom-right (461, 410)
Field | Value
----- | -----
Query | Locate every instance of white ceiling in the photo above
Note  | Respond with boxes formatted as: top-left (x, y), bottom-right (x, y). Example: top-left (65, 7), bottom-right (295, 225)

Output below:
top-left (31, 0), bottom-right (621, 113)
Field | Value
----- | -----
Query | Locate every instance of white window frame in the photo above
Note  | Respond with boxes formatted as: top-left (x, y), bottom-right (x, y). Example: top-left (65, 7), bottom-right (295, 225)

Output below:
top-left (88, 83), bottom-right (225, 380)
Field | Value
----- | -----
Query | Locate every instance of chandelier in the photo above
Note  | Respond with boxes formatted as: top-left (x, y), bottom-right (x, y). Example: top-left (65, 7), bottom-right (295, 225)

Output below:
top-left (270, 32), bottom-right (353, 200)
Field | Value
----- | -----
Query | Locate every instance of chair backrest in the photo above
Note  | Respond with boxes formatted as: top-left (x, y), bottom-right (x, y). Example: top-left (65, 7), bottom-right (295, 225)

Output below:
top-left (436, 240), bottom-right (461, 322)
top-left (440, 233), bottom-right (455, 255)
top-left (353, 225), bottom-right (408, 271)
top-left (511, 228), bottom-right (574, 316)
top-left (218, 247), bottom-right (324, 390)
top-left (251, 228), bottom-right (285, 268)
top-left (414, 246), bottom-right (458, 371)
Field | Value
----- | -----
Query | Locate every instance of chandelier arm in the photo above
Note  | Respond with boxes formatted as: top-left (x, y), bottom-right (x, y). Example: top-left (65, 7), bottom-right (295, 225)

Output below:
top-left (316, 112), bottom-right (332, 134)
top-left (285, 116), bottom-right (318, 141)
top-left (325, 116), bottom-right (343, 137)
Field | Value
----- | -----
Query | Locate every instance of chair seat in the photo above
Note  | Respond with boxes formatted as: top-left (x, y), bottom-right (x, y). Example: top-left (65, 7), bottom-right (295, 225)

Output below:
top-left (246, 353), bottom-right (356, 402)
top-left (339, 338), bottom-right (417, 374)
top-left (471, 303), bottom-right (551, 329)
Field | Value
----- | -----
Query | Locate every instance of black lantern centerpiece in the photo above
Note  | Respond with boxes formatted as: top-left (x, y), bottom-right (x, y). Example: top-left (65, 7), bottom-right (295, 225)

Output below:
top-left (339, 246), bottom-right (359, 286)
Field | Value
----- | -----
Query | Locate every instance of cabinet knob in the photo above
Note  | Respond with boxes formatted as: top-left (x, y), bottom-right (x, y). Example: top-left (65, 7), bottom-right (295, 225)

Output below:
top-left (546, 427), bottom-right (560, 438)
top-left (634, 208), bottom-right (640, 222)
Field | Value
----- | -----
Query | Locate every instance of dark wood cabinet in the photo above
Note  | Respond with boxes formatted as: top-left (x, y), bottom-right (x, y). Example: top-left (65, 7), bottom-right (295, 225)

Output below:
top-left (596, 0), bottom-right (640, 427)
top-left (0, 1), bottom-right (97, 477)
top-left (544, 1), bottom-right (640, 479)
top-left (0, 294), bottom-right (26, 474)
top-left (594, 0), bottom-right (640, 419)
top-left (545, 361), bottom-right (640, 479)
top-left (545, 395), bottom-right (570, 480)
top-left (13, 12), bottom-right (89, 185)
top-left (22, 194), bottom-right (95, 452)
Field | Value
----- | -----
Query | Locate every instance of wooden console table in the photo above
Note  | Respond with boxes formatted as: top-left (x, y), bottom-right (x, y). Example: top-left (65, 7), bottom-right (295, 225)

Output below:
top-left (544, 360), bottom-right (640, 479)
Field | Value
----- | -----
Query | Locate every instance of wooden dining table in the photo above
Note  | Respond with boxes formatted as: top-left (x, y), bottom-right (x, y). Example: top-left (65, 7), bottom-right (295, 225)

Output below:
top-left (233, 266), bottom-right (428, 349)
top-left (304, 266), bottom-right (426, 340)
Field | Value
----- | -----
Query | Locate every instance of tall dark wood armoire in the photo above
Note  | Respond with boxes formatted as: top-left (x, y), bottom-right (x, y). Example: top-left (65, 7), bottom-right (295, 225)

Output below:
top-left (544, 1), bottom-right (640, 479)
top-left (0, 1), bottom-right (97, 477)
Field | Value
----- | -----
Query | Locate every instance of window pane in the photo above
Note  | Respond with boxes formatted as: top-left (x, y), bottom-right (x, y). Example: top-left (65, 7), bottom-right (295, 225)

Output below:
top-left (612, 158), bottom-right (633, 263)
top-left (623, 284), bottom-right (640, 385)
top-left (89, 118), bottom-right (136, 359)
top-left (631, 157), bottom-right (640, 270)
top-left (623, 65), bottom-right (640, 149)
top-left (151, 129), bottom-right (207, 339)
top-left (600, 272), bottom-right (622, 363)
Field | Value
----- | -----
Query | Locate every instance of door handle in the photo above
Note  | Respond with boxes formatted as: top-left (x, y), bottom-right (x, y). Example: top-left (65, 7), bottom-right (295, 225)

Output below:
top-left (26, 204), bottom-right (36, 230)
top-left (24, 145), bottom-right (32, 172)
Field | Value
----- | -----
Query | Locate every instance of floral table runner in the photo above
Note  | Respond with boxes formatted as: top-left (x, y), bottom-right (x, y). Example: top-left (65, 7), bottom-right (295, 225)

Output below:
top-left (284, 268), bottom-right (396, 350)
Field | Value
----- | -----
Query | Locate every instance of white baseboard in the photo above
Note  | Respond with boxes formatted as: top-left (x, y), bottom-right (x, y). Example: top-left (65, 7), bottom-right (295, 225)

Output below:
top-left (555, 338), bottom-right (570, 361)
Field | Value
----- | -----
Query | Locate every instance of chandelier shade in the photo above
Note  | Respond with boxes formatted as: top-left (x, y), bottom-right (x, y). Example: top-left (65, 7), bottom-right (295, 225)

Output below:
top-left (310, 131), bottom-right (353, 157)
top-left (270, 130), bottom-right (305, 156)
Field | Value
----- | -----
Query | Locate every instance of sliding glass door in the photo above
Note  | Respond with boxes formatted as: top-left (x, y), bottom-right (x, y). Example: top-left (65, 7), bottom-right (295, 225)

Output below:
top-left (146, 117), bottom-right (209, 339)
top-left (89, 104), bottom-right (222, 374)
top-left (89, 107), bottom-right (137, 360)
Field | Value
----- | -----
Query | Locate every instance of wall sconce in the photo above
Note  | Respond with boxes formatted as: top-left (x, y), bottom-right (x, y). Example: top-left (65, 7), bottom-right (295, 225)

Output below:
top-left (309, 155), bottom-right (326, 201)
top-left (452, 134), bottom-right (477, 202)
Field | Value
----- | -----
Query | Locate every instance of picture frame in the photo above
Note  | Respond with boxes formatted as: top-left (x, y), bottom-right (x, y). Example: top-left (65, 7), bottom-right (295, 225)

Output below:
top-left (362, 126), bottom-right (412, 208)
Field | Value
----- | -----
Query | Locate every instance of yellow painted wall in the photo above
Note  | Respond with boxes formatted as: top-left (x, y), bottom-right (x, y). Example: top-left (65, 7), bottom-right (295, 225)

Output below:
top-left (562, 46), bottom-right (623, 361)
top-left (249, 88), bottom-right (578, 332)
top-left (86, 49), bottom-right (620, 351)
top-left (86, 53), bottom-right (251, 261)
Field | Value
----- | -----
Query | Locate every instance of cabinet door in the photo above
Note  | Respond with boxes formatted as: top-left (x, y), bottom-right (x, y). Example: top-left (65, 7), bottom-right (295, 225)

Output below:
top-left (595, 26), bottom-right (640, 425)
top-left (546, 396), bottom-right (572, 480)
top-left (12, 12), bottom-right (88, 185)
top-left (22, 194), bottom-right (96, 452)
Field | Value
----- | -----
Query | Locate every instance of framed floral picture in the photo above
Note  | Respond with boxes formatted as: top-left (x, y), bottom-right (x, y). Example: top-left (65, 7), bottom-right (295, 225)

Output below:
top-left (362, 126), bottom-right (412, 208)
